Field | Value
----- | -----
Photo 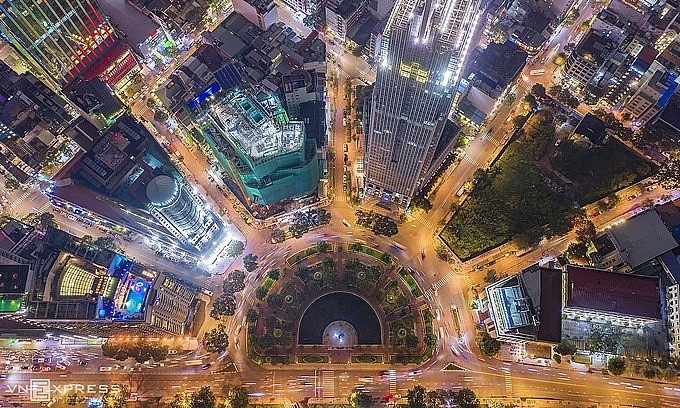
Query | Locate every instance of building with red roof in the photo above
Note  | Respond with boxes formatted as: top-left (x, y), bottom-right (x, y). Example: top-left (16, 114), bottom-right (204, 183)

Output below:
top-left (564, 265), bottom-right (662, 326)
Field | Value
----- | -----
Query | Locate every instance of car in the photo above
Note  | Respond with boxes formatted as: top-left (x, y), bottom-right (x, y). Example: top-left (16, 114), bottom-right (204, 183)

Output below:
top-left (78, 360), bottom-right (87, 365)
top-left (201, 363), bottom-right (212, 370)
top-left (168, 350), bottom-right (178, 355)
top-left (99, 366), bottom-right (113, 372)
top-left (409, 369), bottom-right (422, 376)
top-left (646, 185), bottom-right (657, 191)
top-left (20, 366), bottom-right (29, 370)
top-left (554, 139), bottom-right (561, 146)
top-left (31, 365), bottom-right (41, 371)
top-left (55, 363), bottom-right (66, 370)
top-left (343, 144), bottom-right (348, 152)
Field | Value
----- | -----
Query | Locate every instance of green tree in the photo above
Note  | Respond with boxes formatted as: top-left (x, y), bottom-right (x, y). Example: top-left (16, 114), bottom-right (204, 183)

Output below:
top-left (523, 93), bottom-right (538, 111)
top-left (554, 53), bottom-right (567, 66)
top-left (512, 114), bottom-right (528, 129)
top-left (225, 270), bottom-right (246, 294)
top-left (227, 386), bottom-right (249, 408)
top-left (317, 240), bottom-right (331, 253)
top-left (531, 84), bottom-right (547, 98)
top-left (565, 241), bottom-right (588, 260)
top-left (63, 393), bottom-right (85, 405)
top-left (210, 293), bottom-right (236, 319)
top-left (502, 92), bottom-right (516, 106)
top-left (483, 269), bottom-right (497, 284)
top-left (225, 240), bottom-right (245, 257)
top-left (406, 385), bottom-right (427, 408)
top-left (169, 393), bottom-right (192, 408)
top-left (4, 177), bottom-right (20, 191)
top-left (405, 333), bottom-right (419, 349)
top-left (102, 385), bottom-right (129, 408)
top-left (154, 110), bottom-right (169, 122)
top-left (554, 340), bottom-right (577, 356)
top-left (93, 236), bottom-right (117, 251)
top-left (608, 356), bottom-right (626, 376)
top-left (267, 269), bottom-right (280, 280)
top-left (81, 234), bottom-right (94, 246)
top-left (243, 253), bottom-right (259, 272)
top-left (246, 308), bottom-right (258, 323)
top-left (191, 386), bottom-right (216, 408)
top-left (271, 228), bottom-right (286, 243)
top-left (575, 217), bottom-right (597, 243)
top-left (349, 391), bottom-right (373, 408)
top-left (202, 324), bottom-right (229, 353)
top-left (643, 366), bottom-right (659, 379)
top-left (657, 158), bottom-right (680, 189)
top-left (476, 331), bottom-right (501, 357)
top-left (456, 388), bottom-right (479, 408)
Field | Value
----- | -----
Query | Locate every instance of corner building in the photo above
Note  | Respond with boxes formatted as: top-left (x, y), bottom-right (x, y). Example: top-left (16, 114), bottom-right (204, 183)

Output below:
top-left (365, 0), bottom-right (479, 206)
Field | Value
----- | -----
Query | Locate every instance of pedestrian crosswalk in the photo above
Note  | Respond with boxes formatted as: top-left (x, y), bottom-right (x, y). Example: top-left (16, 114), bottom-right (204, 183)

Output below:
top-left (413, 213), bottom-right (436, 230)
top-left (487, 136), bottom-right (501, 147)
top-left (462, 153), bottom-right (481, 167)
top-left (387, 369), bottom-right (397, 395)
top-left (504, 373), bottom-right (513, 394)
top-left (10, 190), bottom-right (31, 211)
top-left (424, 269), bottom-right (457, 298)
top-left (461, 274), bottom-right (473, 288)
top-left (321, 370), bottom-right (335, 398)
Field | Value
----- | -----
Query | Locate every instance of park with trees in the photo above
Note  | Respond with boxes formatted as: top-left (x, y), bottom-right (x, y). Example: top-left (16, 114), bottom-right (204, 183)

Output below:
top-left (441, 104), bottom-right (657, 259)
top-left (245, 241), bottom-right (434, 365)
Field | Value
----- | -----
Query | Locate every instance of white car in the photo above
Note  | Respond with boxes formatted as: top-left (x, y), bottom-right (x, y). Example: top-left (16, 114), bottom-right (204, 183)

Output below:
top-left (99, 366), bottom-right (113, 372)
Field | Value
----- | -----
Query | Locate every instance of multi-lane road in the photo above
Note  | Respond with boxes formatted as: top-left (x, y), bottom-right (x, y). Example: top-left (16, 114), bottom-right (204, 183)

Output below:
top-left (2, 1), bottom-right (680, 407)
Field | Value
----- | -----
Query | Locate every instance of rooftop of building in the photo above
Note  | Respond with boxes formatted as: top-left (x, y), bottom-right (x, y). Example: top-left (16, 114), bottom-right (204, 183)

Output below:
top-left (98, 0), bottom-right (159, 50)
top-left (485, 264), bottom-right (562, 343)
top-left (574, 30), bottom-right (616, 65)
top-left (658, 94), bottom-right (680, 132)
top-left (467, 41), bottom-right (528, 92)
top-left (207, 91), bottom-right (305, 161)
top-left (565, 264), bottom-right (661, 319)
top-left (574, 113), bottom-right (607, 145)
top-left (0, 264), bottom-right (30, 295)
top-left (607, 209), bottom-right (678, 268)
top-left (236, 0), bottom-right (277, 13)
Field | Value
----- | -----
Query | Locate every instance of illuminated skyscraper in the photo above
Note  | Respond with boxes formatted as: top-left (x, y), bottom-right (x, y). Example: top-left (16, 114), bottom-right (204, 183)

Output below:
top-left (0, 0), bottom-right (118, 85)
top-left (365, 0), bottom-right (479, 206)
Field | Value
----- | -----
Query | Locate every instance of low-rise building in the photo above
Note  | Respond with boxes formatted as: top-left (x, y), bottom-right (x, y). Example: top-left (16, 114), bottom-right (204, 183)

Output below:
top-left (484, 264), bottom-right (563, 344)
top-left (457, 41), bottom-right (528, 126)
top-left (232, 0), bottom-right (279, 31)
top-left (326, 0), bottom-right (367, 42)
top-left (563, 265), bottom-right (663, 326)
top-left (0, 62), bottom-right (78, 182)
top-left (591, 209), bottom-right (678, 272)
top-left (565, 30), bottom-right (617, 88)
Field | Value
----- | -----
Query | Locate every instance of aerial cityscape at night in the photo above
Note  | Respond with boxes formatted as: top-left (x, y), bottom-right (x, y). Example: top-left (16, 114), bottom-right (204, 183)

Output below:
top-left (0, 0), bottom-right (680, 406)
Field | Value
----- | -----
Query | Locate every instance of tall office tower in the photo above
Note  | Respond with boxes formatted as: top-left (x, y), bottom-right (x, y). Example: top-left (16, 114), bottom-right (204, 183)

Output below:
top-left (365, 0), bottom-right (479, 206)
top-left (0, 0), bottom-right (117, 85)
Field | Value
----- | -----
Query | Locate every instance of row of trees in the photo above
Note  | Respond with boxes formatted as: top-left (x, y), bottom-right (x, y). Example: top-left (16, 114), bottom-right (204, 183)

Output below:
top-left (101, 340), bottom-right (168, 363)
top-left (548, 85), bottom-right (580, 109)
top-left (355, 210), bottom-right (399, 236)
top-left (288, 209), bottom-right (332, 239)
top-left (407, 385), bottom-right (479, 408)
top-left (202, 324), bottom-right (229, 353)
top-left (210, 270), bottom-right (246, 320)
top-left (169, 385), bottom-right (249, 408)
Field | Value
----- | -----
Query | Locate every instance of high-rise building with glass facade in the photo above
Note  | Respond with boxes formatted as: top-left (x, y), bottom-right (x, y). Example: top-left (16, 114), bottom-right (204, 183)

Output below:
top-left (365, 0), bottom-right (479, 206)
top-left (0, 0), bottom-right (119, 85)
